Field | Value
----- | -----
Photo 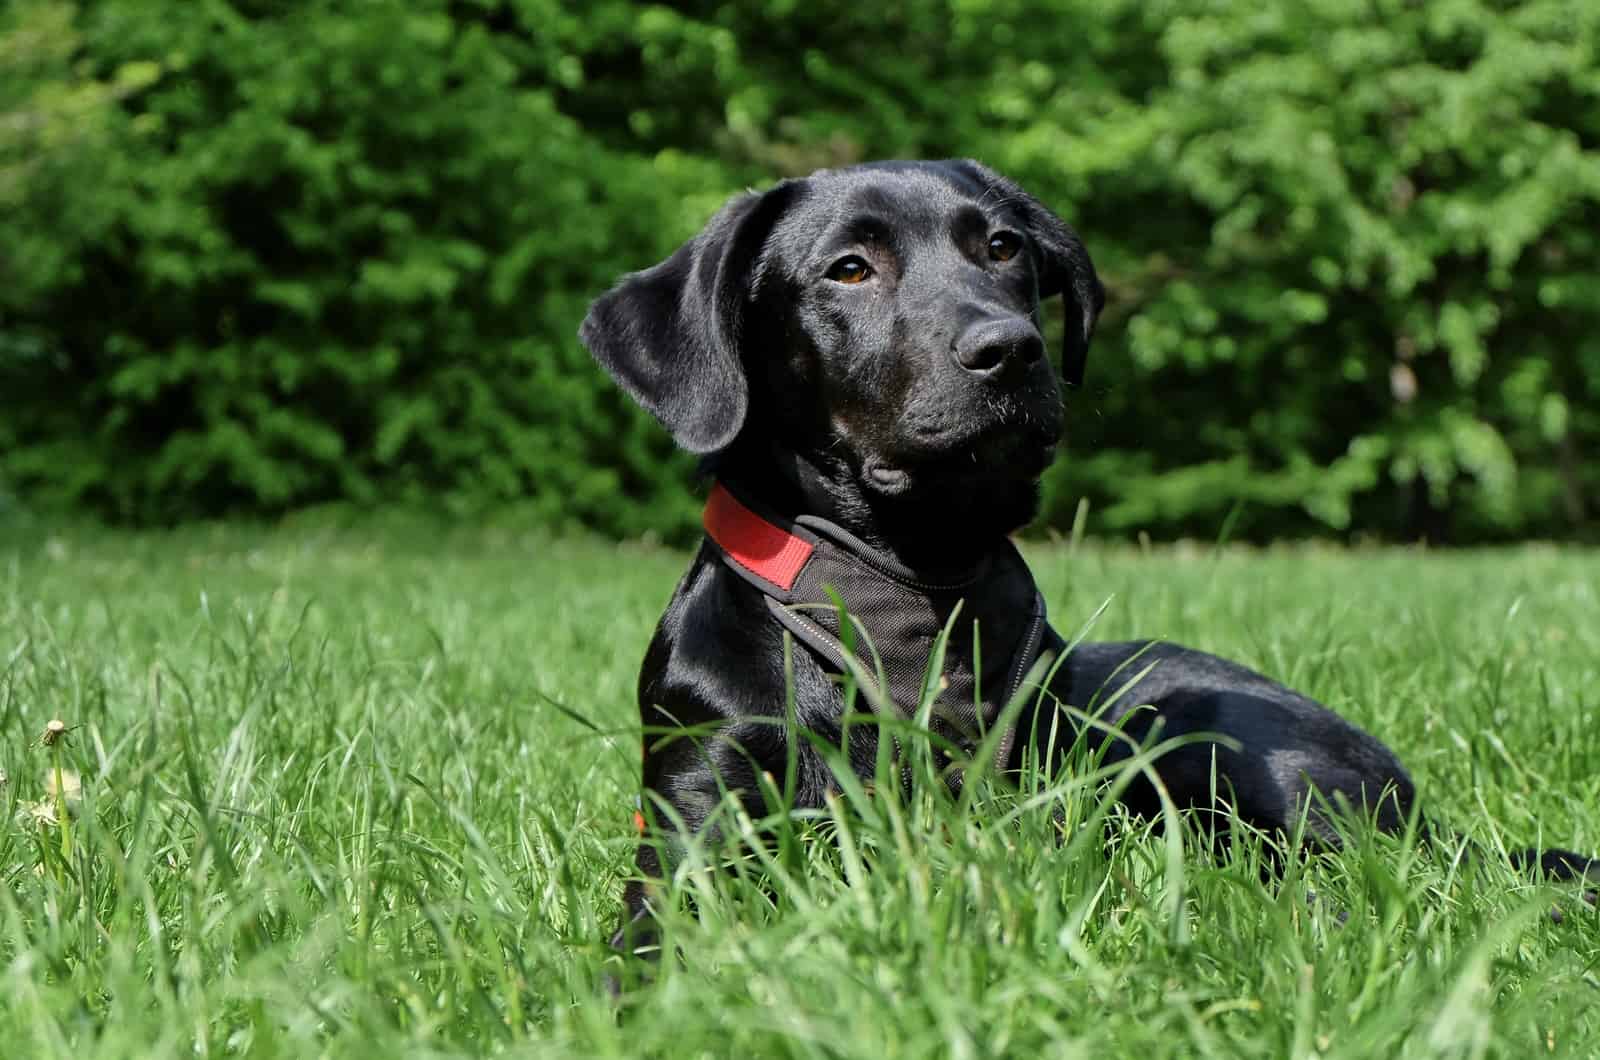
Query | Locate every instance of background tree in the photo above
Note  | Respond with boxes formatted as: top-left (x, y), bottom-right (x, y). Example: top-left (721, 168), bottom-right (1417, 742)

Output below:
top-left (3, 0), bottom-right (1597, 542)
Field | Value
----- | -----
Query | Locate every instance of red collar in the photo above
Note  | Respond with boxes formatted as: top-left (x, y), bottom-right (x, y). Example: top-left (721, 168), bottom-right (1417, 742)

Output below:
top-left (702, 483), bottom-right (814, 592)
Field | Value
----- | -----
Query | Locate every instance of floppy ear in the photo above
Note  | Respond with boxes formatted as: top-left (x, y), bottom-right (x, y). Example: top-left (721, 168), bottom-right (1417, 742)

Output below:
top-left (579, 183), bottom-right (798, 454)
top-left (950, 160), bottom-right (1104, 387)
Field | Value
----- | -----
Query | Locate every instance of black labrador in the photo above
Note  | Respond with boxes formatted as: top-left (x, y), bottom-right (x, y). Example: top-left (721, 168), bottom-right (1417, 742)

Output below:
top-left (580, 159), bottom-right (1595, 956)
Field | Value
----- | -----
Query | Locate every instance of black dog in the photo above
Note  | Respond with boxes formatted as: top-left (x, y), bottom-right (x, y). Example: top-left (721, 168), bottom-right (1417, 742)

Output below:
top-left (580, 159), bottom-right (1595, 955)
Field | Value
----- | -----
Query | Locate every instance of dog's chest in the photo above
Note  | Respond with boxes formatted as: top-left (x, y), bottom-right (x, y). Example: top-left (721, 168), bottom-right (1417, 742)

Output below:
top-left (701, 483), bottom-right (1049, 774)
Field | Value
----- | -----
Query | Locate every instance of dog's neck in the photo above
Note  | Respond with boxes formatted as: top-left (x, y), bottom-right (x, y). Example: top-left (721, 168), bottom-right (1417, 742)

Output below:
top-left (710, 442), bottom-right (1033, 575)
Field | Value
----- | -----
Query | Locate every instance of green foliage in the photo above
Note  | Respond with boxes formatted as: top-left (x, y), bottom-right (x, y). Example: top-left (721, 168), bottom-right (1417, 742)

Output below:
top-left (1, 0), bottom-right (721, 534)
top-left (3, 0), bottom-right (1599, 540)
top-left (1031, 0), bottom-right (1600, 541)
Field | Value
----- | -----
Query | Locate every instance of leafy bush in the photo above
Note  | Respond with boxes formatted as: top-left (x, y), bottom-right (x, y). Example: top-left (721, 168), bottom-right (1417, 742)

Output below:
top-left (1, 0), bottom-right (723, 535)
top-left (3, 0), bottom-right (1597, 542)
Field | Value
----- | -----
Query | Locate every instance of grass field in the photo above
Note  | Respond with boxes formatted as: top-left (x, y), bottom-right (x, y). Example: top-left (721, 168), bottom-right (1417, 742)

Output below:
top-left (2, 519), bottom-right (1598, 1058)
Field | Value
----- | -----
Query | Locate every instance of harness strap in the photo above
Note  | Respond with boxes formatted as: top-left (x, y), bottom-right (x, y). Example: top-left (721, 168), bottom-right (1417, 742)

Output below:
top-left (701, 481), bottom-right (1047, 782)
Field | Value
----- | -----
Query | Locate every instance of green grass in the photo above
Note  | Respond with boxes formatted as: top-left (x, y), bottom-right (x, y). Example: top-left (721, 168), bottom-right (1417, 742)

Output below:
top-left (2, 519), bottom-right (1598, 1058)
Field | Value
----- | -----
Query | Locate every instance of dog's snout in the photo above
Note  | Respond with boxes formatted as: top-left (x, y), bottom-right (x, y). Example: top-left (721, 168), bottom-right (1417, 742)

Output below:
top-left (952, 318), bottom-right (1045, 379)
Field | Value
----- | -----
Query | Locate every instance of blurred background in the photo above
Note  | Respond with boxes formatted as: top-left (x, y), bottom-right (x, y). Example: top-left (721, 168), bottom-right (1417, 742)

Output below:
top-left (2, 0), bottom-right (1596, 544)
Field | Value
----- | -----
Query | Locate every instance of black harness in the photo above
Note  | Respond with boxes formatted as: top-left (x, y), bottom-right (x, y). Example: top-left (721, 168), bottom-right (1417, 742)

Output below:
top-left (703, 482), bottom-right (1049, 779)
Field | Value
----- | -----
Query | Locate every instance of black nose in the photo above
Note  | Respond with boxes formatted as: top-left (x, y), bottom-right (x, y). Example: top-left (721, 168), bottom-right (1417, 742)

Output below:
top-left (952, 318), bottom-right (1045, 378)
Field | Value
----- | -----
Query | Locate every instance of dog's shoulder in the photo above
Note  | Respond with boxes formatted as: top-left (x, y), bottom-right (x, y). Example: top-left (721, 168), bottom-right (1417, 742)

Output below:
top-left (639, 544), bottom-right (841, 728)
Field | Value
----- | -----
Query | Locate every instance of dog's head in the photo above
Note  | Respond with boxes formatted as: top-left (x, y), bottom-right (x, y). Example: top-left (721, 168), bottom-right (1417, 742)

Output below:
top-left (581, 160), bottom-right (1102, 543)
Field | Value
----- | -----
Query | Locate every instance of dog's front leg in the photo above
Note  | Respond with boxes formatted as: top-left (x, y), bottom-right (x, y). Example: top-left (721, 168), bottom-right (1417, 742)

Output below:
top-left (609, 721), bottom-right (780, 973)
top-left (611, 845), bottom-right (664, 960)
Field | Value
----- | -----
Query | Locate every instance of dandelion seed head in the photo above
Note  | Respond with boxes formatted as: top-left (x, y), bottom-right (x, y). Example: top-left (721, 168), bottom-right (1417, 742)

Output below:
top-left (23, 800), bottom-right (57, 827)
top-left (39, 719), bottom-right (75, 748)
top-left (44, 768), bottom-right (82, 803)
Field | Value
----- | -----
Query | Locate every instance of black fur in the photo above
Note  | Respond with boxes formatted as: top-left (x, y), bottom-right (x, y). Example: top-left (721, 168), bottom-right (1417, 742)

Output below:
top-left (580, 159), bottom-right (1596, 956)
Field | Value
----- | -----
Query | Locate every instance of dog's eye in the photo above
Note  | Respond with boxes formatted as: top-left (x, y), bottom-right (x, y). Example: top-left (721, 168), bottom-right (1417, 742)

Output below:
top-left (988, 232), bottom-right (1022, 262)
top-left (826, 255), bottom-right (873, 284)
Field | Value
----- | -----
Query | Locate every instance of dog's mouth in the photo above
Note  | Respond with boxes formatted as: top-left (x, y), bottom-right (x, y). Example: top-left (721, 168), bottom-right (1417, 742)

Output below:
top-left (863, 421), bottom-right (1060, 497)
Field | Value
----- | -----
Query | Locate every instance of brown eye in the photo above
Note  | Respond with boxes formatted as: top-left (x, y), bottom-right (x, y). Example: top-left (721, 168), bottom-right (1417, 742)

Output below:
top-left (988, 231), bottom-right (1021, 262)
top-left (826, 255), bottom-right (873, 284)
